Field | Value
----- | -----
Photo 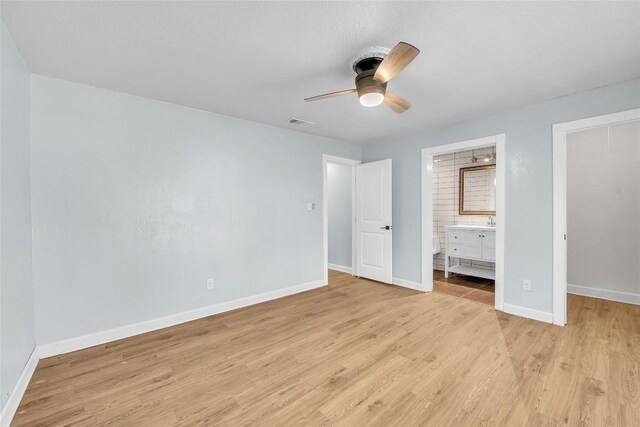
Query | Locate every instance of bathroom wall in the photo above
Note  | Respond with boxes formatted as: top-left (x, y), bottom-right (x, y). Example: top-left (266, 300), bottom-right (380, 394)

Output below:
top-left (567, 120), bottom-right (640, 298)
top-left (433, 146), bottom-right (495, 271)
top-left (327, 163), bottom-right (352, 269)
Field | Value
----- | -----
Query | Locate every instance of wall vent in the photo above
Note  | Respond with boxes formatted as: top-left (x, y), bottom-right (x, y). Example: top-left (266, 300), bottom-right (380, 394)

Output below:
top-left (288, 118), bottom-right (314, 126)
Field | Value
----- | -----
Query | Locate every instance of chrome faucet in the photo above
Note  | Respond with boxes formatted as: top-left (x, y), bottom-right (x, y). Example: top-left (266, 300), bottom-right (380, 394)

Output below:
top-left (488, 215), bottom-right (495, 227)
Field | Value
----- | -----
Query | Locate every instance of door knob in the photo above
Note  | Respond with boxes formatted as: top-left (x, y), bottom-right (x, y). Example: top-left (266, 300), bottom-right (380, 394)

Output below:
top-left (380, 225), bottom-right (392, 230)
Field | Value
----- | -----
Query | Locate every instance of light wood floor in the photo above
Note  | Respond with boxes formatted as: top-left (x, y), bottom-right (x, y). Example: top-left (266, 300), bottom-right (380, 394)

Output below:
top-left (13, 270), bottom-right (640, 426)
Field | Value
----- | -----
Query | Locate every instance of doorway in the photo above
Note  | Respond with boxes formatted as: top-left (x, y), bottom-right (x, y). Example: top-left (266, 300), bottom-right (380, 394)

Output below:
top-left (327, 162), bottom-right (355, 274)
top-left (421, 134), bottom-right (506, 310)
top-left (323, 155), bottom-right (399, 287)
top-left (552, 108), bottom-right (640, 325)
top-left (431, 146), bottom-right (497, 306)
top-left (322, 155), bottom-right (360, 285)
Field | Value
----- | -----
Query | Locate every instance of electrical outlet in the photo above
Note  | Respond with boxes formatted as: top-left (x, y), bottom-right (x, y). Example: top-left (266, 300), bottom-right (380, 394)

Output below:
top-left (206, 278), bottom-right (214, 290)
top-left (523, 279), bottom-right (532, 291)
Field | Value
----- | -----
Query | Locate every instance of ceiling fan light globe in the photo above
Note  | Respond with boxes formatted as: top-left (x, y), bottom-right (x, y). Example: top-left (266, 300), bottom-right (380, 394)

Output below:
top-left (359, 92), bottom-right (384, 107)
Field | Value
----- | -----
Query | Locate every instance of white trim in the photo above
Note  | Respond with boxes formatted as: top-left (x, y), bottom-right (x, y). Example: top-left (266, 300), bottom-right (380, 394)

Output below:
top-left (392, 277), bottom-right (424, 292)
top-left (38, 279), bottom-right (324, 358)
top-left (552, 124), bottom-right (567, 326)
top-left (421, 134), bottom-right (505, 312)
top-left (503, 303), bottom-right (553, 324)
top-left (0, 348), bottom-right (39, 427)
top-left (328, 263), bottom-right (352, 274)
top-left (421, 147), bottom-right (433, 293)
top-left (554, 109), bottom-right (640, 134)
top-left (568, 284), bottom-right (640, 306)
top-left (552, 108), bottom-right (640, 326)
top-left (322, 154), bottom-right (360, 284)
top-left (494, 134), bottom-right (506, 311)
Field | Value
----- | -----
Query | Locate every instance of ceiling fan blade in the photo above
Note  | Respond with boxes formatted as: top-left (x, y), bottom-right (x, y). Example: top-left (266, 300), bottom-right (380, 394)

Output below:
top-left (304, 89), bottom-right (356, 102)
top-left (373, 42), bottom-right (420, 83)
top-left (384, 91), bottom-right (411, 113)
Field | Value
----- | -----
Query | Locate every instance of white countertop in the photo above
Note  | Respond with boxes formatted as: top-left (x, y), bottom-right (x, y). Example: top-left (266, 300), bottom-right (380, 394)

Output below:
top-left (444, 224), bottom-right (496, 230)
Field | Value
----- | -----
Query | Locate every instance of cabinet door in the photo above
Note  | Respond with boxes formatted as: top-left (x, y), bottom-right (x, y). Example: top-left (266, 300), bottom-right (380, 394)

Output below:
top-left (465, 231), bottom-right (483, 259)
top-left (483, 232), bottom-right (496, 261)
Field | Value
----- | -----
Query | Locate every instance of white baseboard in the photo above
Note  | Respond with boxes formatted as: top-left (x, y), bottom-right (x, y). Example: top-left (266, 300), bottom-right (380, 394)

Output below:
top-left (392, 277), bottom-right (425, 292)
top-left (0, 348), bottom-right (39, 427)
top-left (568, 284), bottom-right (640, 305)
top-left (38, 279), bottom-right (325, 358)
top-left (328, 263), bottom-right (352, 274)
top-left (503, 303), bottom-right (553, 324)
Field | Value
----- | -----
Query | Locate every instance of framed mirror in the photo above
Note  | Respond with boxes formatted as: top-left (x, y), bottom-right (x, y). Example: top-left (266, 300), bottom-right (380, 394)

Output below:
top-left (459, 165), bottom-right (496, 215)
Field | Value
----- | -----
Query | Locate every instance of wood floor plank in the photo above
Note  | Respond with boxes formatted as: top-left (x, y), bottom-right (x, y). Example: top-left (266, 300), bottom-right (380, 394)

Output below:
top-left (11, 270), bottom-right (640, 426)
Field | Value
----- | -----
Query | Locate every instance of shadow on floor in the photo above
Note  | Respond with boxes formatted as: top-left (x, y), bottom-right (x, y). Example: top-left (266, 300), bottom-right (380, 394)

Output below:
top-left (433, 270), bottom-right (495, 305)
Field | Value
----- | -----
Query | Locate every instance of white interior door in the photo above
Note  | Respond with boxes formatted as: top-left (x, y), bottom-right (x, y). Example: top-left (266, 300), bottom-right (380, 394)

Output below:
top-left (355, 159), bottom-right (392, 283)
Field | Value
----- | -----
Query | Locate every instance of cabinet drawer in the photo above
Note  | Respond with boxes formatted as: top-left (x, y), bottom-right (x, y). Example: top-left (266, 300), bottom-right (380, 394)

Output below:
top-left (448, 230), bottom-right (465, 243)
top-left (448, 243), bottom-right (465, 257)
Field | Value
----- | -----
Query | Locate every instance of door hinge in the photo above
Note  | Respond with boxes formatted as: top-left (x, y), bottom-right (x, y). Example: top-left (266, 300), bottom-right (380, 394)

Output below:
top-left (564, 234), bottom-right (567, 241)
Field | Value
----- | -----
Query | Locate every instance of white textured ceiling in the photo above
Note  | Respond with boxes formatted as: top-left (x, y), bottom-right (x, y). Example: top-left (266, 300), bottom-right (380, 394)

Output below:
top-left (2, 1), bottom-right (639, 144)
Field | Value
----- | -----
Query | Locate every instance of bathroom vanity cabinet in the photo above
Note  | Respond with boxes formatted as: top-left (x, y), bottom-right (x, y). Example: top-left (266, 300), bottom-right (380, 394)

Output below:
top-left (444, 225), bottom-right (496, 280)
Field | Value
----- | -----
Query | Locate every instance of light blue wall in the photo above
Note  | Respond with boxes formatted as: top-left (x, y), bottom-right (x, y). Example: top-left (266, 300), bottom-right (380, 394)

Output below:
top-left (327, 163), bottom-right (352, 268)
top-left (9, 28), bottom-right (640, 352)
top-left (362, 79), bottom-right (640, 313)
top-left (0, 24), bottom-right (36, 408)
top-left (30, 75), bottom-right (361, 345)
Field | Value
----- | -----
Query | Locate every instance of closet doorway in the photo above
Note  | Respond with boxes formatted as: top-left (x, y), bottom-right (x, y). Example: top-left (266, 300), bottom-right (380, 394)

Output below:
top-left (553, 108), bottom-right (640, 326)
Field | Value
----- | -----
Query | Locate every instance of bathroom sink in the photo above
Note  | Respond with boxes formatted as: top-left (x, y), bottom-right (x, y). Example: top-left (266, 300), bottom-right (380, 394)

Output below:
top-left (445, 224), bottom-right (495, 230)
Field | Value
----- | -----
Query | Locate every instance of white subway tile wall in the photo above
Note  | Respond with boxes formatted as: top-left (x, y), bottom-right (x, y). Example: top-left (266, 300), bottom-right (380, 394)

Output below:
top-left (433, 146), bottom-right (496, 271)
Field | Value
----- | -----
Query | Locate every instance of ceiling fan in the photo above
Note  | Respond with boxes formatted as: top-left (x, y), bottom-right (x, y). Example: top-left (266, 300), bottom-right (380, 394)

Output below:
top-left (304, 42), bottom-right (420, 113)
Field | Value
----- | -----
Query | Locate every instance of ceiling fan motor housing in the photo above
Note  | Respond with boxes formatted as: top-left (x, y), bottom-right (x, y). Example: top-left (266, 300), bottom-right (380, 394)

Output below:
top-left (355, 69), bottom-right (387, 104)
top-left (351, 46), bottom-right (391, 73)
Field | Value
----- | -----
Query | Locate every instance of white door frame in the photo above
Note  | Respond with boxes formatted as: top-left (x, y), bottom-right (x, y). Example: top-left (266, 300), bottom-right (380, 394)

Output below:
top-left (552, 108), bottom-right (640, 326)
top-left (421, 134), bottom-right (506, 311)
top-left (323, 154), bottom-right (361, 285)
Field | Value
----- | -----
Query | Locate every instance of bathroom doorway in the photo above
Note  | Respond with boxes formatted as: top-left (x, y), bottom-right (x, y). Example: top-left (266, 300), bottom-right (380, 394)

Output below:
top-left (432, 146), bottom-right (497, 305)
top-left (421, 135), bottom-right (505, 311)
